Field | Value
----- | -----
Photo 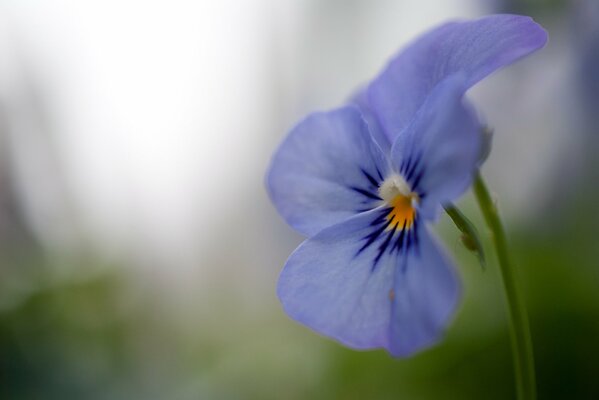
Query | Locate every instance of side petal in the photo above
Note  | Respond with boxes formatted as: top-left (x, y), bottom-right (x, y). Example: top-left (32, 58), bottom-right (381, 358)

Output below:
top-left (389, 226), bottom-right (461, 357)
top-left (267, 106), bottom-right (389, 237)
top-left (368, 14), bottom-right (547, 142)
top-left (390, 75), bottom-right (481, 218)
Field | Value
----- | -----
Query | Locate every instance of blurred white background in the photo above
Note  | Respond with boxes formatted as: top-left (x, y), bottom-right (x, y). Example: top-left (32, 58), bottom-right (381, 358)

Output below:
top-left (0, 0), bottom-right (570, 319)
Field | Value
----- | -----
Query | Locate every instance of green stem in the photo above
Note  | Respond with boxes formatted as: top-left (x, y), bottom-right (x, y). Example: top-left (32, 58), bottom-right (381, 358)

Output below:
top-left (473, 172), bottom-right (536, 400)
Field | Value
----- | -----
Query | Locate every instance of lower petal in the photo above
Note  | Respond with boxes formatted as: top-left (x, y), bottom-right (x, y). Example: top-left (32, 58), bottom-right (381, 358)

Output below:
top-left (389, 226), bottom-right (461, 357)
top-left (277, 208), bottom-right (398, 350)
top-left (278, 207), bottom-right (460, 357)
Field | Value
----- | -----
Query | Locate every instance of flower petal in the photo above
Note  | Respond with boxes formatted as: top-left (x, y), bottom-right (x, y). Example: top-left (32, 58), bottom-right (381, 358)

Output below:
top-left (368, 14), bottom-right (547, 143)
top-left (390, 75), bottom-right (481, 218)
top-left (349, 88), bottom-right (391, 152)
top-left (267, 106), bottom-right (389, 236)
top-left (278, 206), bottom-right (458, 356)
top-left (277, 208), bottom-right (401, 351)
top-left (389, 226), bottom-right (461, 357)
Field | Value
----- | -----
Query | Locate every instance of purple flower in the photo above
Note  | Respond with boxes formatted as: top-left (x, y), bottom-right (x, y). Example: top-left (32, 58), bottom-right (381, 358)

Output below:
top-left (267, 15), bottom-right (546, 357)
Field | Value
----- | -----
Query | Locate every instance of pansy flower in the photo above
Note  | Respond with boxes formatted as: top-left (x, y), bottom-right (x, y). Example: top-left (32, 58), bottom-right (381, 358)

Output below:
top-left (267, 15), bottom-right (547, 357)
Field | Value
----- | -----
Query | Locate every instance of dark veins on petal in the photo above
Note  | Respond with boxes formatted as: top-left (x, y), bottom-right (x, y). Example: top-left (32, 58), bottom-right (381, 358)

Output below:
top-left (354, 208), bottom-right (420, 272)
top-left (399, 151), bottom-right (426, 198)
top-left (349, 163), bottom-right (421, 271)
top-left (351, 167), bottom-right (384, 212)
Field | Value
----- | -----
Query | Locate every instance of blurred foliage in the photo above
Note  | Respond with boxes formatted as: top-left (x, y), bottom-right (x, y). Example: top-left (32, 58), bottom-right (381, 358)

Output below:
top-left (493, 0), bottom-right (569, 15)
top-left (0, 274), bottom-right (130, 399)
top-left (0, 187), bottom-right (597, 399)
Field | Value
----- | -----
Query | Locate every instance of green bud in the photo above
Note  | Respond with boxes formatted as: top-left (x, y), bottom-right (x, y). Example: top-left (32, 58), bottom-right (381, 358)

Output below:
top-left (460, 233), bottom-right (478, 252)
top-left (444, 204), bottom-right (486, 269)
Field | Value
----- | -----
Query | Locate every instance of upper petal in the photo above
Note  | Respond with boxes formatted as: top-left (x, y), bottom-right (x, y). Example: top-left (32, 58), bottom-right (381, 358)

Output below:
top-left (389, 226), bottom-right (461, 357)
top-left (349, 88), bottom-right (391, 153)
top-left (368, 14), bottom-right (547, 143)
top-left (267, 106), bottom-right (389, 237)
top-left (390, 75), bottom-right (481, 218)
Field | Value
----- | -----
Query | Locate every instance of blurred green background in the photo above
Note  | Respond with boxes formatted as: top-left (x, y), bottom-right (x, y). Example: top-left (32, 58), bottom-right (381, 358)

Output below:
top-left (0, 0), bottom-right (598, 399)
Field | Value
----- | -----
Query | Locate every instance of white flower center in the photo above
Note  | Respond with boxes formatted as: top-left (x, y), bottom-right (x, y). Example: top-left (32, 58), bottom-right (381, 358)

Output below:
top-left (378, 173), bottom-right (412, 203)
top-left (377, 173), bottom-right (420, 230)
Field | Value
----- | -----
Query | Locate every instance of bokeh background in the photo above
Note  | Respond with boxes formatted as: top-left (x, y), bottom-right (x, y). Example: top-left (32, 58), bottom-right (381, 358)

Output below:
top-left (0, 0), bottom-right (597, 399)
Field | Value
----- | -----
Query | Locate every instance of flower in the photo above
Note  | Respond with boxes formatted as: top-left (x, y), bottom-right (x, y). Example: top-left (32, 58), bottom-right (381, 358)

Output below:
top-left (267, 15), bottom-right (547, 357)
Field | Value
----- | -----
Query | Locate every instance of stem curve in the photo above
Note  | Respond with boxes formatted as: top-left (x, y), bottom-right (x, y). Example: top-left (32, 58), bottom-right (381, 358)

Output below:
top-left (473, 172), bottom-right (536, 400)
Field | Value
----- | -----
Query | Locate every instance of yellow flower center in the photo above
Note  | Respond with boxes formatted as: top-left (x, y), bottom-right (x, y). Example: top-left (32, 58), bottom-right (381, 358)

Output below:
top-left (378, 173), bottom-right (418, 230)
top-left (387, 193), bottom-right (417, 229)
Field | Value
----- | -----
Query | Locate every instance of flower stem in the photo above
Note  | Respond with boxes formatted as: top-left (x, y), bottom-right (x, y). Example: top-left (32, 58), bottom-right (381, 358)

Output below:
top-left (473, 173), bottom-right (536, 400)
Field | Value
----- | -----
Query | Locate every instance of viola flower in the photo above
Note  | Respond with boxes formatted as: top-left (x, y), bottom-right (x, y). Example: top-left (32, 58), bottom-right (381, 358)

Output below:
top-left (267, 15), bottom-right (547, 357)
